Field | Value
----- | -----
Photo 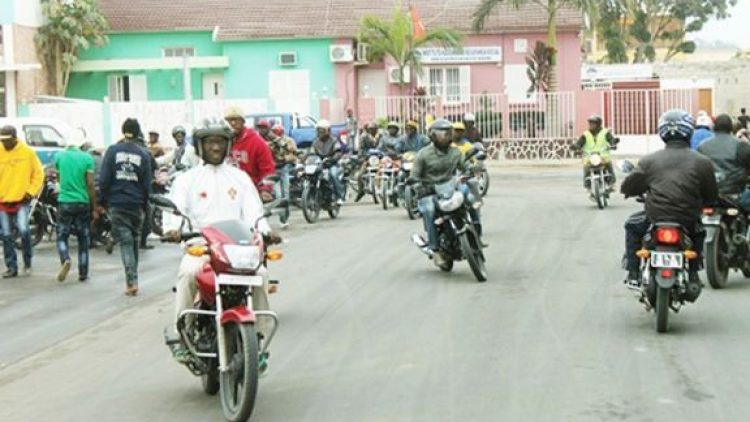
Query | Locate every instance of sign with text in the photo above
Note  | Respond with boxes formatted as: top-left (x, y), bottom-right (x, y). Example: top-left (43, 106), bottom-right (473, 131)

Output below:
top-left (416, 47), bottom-right (502, 64)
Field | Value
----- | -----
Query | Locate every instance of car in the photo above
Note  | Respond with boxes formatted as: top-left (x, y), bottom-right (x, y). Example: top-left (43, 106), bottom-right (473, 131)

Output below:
top-left (245, 113), bottom-right (348, 149)
top-left (0, 117), bottom-right (77, 166)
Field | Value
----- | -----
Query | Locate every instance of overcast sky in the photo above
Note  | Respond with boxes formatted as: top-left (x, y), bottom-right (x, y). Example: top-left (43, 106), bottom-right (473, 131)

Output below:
top-left (691, 1), bottom-right (750, 48)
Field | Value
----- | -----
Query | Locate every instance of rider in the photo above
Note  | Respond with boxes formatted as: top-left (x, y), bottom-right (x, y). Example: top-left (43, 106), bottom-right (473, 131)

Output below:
top-left (164, 119), bottom-right (281, 365)
top-left (378, 121), bottom-right (404, 155)
top-left (621, 110), bottom-right (718, 299)
top-left (690, 112), bottom-right (714, 150)
top-left (573, 115), bottom-right (618, 190)
top-left (359, 122), bottom-right (381, 154)
top-left (156, 125), bottom-right (199, 170)
top-left (697, 114), bottom-right (750, 211)
top-left (268, 124), bottom-right (298, 228)
top-left (399, 120), bottom-right (428, 153)
top-left (311, 120), bottom-right (345, 205)
top-left (411, 119), bottom-right (483, 267)
top-left (452, 121), bottom-right (473, 156)
top-left (463, 113), bottom-right (483, 144)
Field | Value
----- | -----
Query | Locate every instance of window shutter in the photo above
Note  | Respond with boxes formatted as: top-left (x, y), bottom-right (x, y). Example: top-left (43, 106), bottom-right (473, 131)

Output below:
top-left (129, 74), bottom-right (148, 102)
top-left (416, 68), bottom-right (426, 92)
top-left (459, 66), bottom-right (471, 103)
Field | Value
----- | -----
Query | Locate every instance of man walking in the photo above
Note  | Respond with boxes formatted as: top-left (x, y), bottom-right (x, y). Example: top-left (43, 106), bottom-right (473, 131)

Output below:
top-left (54, 137), bottom-right (99, 282)
top-left (100, 119), bottom-right (153, 296)
top-left (0, 126), bottom-right (44, 278)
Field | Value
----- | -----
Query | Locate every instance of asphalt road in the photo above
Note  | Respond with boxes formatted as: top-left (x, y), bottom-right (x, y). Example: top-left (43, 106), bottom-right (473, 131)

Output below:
top-left (2, 166), bottom-right (750, 421)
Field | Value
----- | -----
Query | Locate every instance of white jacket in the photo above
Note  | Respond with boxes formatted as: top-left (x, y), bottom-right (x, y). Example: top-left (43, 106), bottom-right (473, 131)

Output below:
top-left (164, 163), bottom-right (270, 234)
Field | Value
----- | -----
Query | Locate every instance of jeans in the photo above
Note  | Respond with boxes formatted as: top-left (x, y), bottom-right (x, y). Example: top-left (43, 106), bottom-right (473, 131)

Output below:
top-left (140, 203), bottom-right (152, 246)
top-left (275, 164), bottom-right (291, 223)
top-left (738, 188), bottom-right (750, 212)
top-left (418, 184), bottom-right (482, 252)
top-left (624, 211), bottom-right (704, 273)
top-left (0, 203), bottom-right (32, 272)
top-left (329, 164), bottom-right (344, 200)
top-left (56, 203), bottom-right (91, 277)
top-left (110, 207), bottom-right (143, 286)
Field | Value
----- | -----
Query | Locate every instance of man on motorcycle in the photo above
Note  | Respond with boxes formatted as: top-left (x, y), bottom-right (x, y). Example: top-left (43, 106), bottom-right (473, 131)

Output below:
top-left (452, 122), bottom-right (473, 156)
top-left (164, 119), bottom-right (281, 364)
top-left (359, 122), bottom-right (381, 154)
top-left (463, 113), bottom-right (483, 144)
top-left (156, 125), bottom-right (199, 170)
top-left (311, 119), bottom-right (345, 205)
top-left (378, 121), bottom-right (404, 155)
top-left (691, 113), bottom-right (714, 150)
top-left (267, 124), bottom-right (298, 228)
top-left (411, 119), bottom-right (483, 267)
top-left (621, 110), bottom-right (718, 297)
top-left (697, 114), bottom-right (750, 211)
top-left (573, 115), bottom-right (618, 190)
top-left (399, 120), bottom-right (428, 153)
top-left (224, 106), bottom-right (276, 189)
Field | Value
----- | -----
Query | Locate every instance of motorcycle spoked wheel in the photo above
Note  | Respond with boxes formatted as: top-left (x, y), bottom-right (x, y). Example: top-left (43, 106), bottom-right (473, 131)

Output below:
top-left (381, 179), bottom-right (389, 211)
top-left (706, 228), bottom-right (729, 289)
top-left (478, 169), bottom-right (490, 197)
top-left (301, 182), bottom-right (321, 224)
top-left (150, 207), bottom-right (164, 236)
top-left (404, 187), bottom-right (418, 220)
top-left (655, 286), bottom-right (671, 333)
top-left (459, 230), bottom-right (488, 282)
top-left (219, 322), bottom-right (259, 422)
top-left (594, 178), bottom-right (606, 210)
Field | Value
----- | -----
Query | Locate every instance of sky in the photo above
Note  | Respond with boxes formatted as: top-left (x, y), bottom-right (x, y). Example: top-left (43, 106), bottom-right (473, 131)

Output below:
top-left (691, 1), bottom-right (750, 48)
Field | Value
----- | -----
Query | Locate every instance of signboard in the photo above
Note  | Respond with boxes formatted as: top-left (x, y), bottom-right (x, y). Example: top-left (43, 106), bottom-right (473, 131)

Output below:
top-left (417, 47), bottom-right (502, 64)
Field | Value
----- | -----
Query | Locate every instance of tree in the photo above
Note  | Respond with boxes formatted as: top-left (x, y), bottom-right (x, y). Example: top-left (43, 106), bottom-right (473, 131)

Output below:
top-left (473, 0), bottom-right (597, 92)
top-left (526, 41), bottom-right (556, 94)
top-left (36, 0), bottom-right (109, 96)
top-left (358, 3), bottom-right (461, 96)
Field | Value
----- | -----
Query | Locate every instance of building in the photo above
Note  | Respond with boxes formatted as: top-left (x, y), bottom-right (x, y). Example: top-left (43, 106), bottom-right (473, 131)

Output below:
top-left (65, 0), bottom-right (582, 118)
top-left (0, 0), bottom-right (46, 117)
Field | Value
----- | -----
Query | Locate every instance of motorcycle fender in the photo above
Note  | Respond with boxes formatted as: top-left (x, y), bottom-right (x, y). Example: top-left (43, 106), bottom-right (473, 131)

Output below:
top-left (655, 273), bottom-right (676, 289)
top-left (703, 224), bottom-right (720, 244)
top-left (220, 306), bottom-right (256, 326)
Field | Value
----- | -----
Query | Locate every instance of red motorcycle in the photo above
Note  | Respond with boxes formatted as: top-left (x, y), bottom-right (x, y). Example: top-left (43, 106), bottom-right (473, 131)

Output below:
top-left (152, 195), bottom-right (281, 422)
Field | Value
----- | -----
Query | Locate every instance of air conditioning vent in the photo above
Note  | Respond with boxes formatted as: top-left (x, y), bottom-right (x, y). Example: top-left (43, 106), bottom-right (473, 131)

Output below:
top-left (329, 45), bottom-right (354, 63)
top-left (279, 52), bottom-right (298, 66)
top-left (388, 66), bottom-right (411, 84)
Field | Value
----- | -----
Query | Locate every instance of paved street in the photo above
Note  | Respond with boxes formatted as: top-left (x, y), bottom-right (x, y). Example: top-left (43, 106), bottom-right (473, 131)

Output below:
top-left (3, 166), bottom-right (750, 421)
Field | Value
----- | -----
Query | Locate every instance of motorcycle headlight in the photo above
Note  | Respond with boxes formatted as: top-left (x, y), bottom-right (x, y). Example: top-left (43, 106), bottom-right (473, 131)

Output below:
top-left (589, 154), bottom-right (603, 167)
top-left (222, 245), bottom-right (262, 270)
top-left (403, 162), bottom-right (413, 171)
top-left (305, 164), bottom-right (318, 174)
top-left (368, 156), bottom-right (380, 167)
top-left (437, 191), bottom-right (464, 212)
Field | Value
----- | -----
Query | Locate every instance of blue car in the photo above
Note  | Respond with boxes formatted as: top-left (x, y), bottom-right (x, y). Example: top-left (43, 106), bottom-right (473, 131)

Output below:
top-left (245, 113), bottom-right (347, 149)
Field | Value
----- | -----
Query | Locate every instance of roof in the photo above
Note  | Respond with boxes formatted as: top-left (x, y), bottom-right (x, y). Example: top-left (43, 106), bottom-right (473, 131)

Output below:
top-left (98, 0), bottom-right (583, 41)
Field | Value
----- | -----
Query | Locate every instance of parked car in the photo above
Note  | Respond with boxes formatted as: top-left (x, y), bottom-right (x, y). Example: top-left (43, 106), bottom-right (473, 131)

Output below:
top-left (245, 113), bottom-right (347, 149)
top-left (0, 118), bottom-right (78, 166)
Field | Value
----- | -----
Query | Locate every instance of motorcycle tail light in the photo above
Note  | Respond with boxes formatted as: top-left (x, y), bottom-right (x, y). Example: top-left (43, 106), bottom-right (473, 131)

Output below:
top-left (655, 227), bottom-right (681, 245)
top-left (684, 250), bottom-right (698, 260)
top-left (660, 269), bottom-right (673, 278)
top-left (702, 208), bottom-right (715, 216)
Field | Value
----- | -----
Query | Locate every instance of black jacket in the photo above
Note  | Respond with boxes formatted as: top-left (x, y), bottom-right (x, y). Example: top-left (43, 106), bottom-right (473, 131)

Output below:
top-left (621, 141), bottom-right (718, 227)
top-left (697, 133), bottom-right (750, 195)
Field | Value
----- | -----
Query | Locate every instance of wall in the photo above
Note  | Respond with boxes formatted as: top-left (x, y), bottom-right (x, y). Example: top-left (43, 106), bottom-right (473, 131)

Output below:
top-left (0, 0), bottom-right (14, 25)
top-left (12, 0), bottom-right (41, 27)
top-left (13, 24), bottom-right (47, 103)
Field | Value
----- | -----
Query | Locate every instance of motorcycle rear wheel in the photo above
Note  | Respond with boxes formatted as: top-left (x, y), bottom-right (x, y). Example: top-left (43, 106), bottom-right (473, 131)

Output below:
top-left (459, 231), bottom-right (488, 282)
top-left (655, 286), bottom-right (670, 333)
top-left (706, 229), bottom-right (729, 289)
top-left (405, 187), bottom-right (418, 220)
top-left (381, 181), bottom-right (389, 210)
top-left (219, 323), bottom-right (259, 422)
top-left (301, 183), bottom-right (320, 224)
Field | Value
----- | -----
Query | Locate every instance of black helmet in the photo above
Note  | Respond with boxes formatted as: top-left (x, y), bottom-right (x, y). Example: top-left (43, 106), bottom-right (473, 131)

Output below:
top-left (587, 114), bottom-right (603, 125)
top-left (193, 118), bottom-right (234, 160)
top-left (172, 125), bottom-right (187, 136)
top-left (428, 119), bottom-right (453, 143)
top-left (658, 109), bottom-right (694, 143)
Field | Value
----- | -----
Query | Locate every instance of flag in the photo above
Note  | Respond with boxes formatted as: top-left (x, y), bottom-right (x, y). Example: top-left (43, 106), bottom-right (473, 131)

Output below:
top-left (410, 5), bottom-right (426, 41)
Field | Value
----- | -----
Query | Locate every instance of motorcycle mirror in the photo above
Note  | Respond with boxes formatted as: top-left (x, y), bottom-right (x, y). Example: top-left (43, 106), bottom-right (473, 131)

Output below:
top-left (617, 160), bottom-right (635, 174)
top-left (472, 142), bottom-right (486, 151)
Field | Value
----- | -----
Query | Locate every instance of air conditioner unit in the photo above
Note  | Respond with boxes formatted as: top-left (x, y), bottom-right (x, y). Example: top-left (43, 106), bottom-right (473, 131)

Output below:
top-left (329, 45), bottom-right (354, 63)
top-left (278, 52), bottom-right (298, 66)
top-left (355, 43), bottom-right (369, 63)
top-left (388, 66), bottom-right (411, 84)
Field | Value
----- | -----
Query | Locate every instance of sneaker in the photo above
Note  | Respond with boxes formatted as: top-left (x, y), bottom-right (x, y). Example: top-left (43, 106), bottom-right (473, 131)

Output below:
top-left (336, 198), bottom-right (344, 206)
top-left (2, 270), bottom-right (17, 279)
top-left (125, 285), bottom-right (139, 296)
top-left (57, 259), bottom-right (71, 282)
top-left (355, 191), bottom-right (365, 203)
top-left (624, 269), bottom-right (641, 288)
top-left (22, 266), bottom-right (32, 277)
top-left (140, 244), bottom-right (154, 250)
top-left (280, 221), bottom-right (290, 230)
top-left (78, 275), bottom-right (89, 282)
top-left (258, 352), bottom-right (270, 377)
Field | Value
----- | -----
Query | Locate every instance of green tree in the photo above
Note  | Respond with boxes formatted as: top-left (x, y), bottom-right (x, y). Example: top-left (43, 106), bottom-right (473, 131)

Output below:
top-left (358, 3), bottom-right (461, 96)
top-left (472, 0), bottom-right (597, 91)
top-left (36, 0), bottom-right (109, 96)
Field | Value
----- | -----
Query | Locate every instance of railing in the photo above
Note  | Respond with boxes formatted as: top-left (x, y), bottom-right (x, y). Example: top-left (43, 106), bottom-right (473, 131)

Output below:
top-left (603, 89), bottom-right (695, 136)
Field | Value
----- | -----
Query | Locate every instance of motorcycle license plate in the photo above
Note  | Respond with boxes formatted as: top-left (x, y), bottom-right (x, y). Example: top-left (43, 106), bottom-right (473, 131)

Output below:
top-left (702, 214), bottom-right (721, 224)
top-left (651, 252), bottom-right (684, 269)
top-left (217, 274), bottom-right (264, 287)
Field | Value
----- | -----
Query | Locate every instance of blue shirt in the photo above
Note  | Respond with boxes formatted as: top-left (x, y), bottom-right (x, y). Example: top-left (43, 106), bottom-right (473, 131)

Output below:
top-left (691, 127), bottom-right (714, 150)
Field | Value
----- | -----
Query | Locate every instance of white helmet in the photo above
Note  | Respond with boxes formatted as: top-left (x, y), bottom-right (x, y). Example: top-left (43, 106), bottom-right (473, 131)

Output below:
top-left (463, 112), bottom-right (476, 122)
top-left (316, 119), bottom-right (331, 130)
top-left (696, 115), bottom-right (713, 129)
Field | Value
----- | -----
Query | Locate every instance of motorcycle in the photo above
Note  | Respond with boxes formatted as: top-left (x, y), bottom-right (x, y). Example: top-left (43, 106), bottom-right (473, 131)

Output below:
top-left (584, 152), bottom-right (613, 210)
top-left (300, 154), bottom-right (342, 223)
top-left (378, 154), bottom-right (401, 210)
top-left (150, 165), bottom-right (184, 236)
top-left (702, 197), bottom-right (750, 289)
top-left (398, 151), bottom-right (419, 220)
top-left (153, 195), bottom-right (280, 422)
top-left (362, 149), bottom-right (383, 204)
top-left (411, 176), bottom-right (488, 282)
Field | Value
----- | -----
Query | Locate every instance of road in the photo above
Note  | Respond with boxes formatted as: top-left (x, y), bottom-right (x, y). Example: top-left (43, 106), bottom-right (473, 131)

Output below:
top-left (2, 166), bottom-right (750, 421)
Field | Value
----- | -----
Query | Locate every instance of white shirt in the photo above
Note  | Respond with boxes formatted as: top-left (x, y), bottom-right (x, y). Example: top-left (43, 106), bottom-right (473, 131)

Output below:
top-left (164, 163), bottom-right (270, 234)
top-left (156, 145), bottom-right (200, 169)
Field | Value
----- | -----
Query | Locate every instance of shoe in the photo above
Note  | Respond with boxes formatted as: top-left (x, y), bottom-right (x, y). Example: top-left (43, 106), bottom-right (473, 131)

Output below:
top-left (336, 198), bottom-right (344, 206)
top-left (22, 266), bottom-right (31, 277)
top-left (685, 272), bottom-right (703, 303)
top-left (624, 269), bottom-right (641, 288)
top-left (140, 244), bottom-right (154, 250)
top-left (480, 240), bottom-right (490, 248)
top-left (125, 285), bottom-right (139, 296)
top-left (355, 191), bottom-right (365, 203)
top-left (280, 221), bottom-right (290, 230)
top-left (79, 275), bottom-right (89, 282)
top-left (57, 259), bottom-right (71, 282)
top-left (258, 352), bottom-right (270, 377)
top-left (2, 270), bottom-right (17, 279)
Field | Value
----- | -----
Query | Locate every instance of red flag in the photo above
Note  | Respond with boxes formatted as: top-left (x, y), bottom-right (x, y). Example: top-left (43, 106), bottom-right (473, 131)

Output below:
top-left (410, 5), bottom-right (426, 41)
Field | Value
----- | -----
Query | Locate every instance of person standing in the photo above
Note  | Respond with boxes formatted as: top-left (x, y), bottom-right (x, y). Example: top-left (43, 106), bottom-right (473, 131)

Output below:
top-left (738, 108), bottom-right (749, 131)
top-left (54, 137), bottom-right (99, 282)
top-left (0, 126), bottom-right (44, 278)
top-left (224, 106), bottom-right (275, 188)
top-left (100, 119), bottom-right (153, 296)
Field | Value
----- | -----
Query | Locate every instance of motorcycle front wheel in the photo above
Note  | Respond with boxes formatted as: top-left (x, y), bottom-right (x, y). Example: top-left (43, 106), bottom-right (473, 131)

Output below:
top-left (381, 179), bottom-right (389, 210)
top-left (478, 169), bottom-right (490, 197)
top-left (219, 322), bottom-right (259, 422)
top-left (594, 178), bottom-right (605, 210)
top-left (706, 228), bottom-right (729, 289)
top-left (301, 182), bottom-right (320, 224)
top-left (404, 187), bottom-right (418, 220)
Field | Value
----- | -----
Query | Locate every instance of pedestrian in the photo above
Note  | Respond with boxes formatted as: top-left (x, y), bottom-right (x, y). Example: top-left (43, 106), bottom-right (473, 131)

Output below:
top-left (54, 136), bottom-right (99, 282)
top-left (224, 106), bottom-right (275, 189)
top-left (345, 108), bottom-right (357, 151)
top-left (0, 125), bottom-right (44, 278)
top-left (148, 130), bottom-right (165, 157)
top-left (99, 118), bottom-right (153, 296)
top-left (738, 108), bottom-right (749, 131)
top-left (132, 129), bottom-right (158, 250)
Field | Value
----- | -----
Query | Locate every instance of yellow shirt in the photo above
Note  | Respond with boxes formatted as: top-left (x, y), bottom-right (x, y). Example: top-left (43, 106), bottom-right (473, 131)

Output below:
top-left (453, 141), bottom-right (473, 156)
top-left (0, 140), bottom-right (44, 203)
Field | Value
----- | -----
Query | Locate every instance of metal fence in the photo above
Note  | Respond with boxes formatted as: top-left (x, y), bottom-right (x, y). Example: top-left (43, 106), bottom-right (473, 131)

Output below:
top-left (603, 89), bottom-right (695, 136)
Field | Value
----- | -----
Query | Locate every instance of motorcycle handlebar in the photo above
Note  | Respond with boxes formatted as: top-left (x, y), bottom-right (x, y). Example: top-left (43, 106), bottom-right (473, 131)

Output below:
top-left (160, 232), bottom-right (202, 243)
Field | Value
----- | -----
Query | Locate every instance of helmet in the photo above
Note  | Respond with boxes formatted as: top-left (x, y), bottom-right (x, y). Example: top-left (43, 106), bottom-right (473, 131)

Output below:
top-left (172, 125), bottom-right (186, 136)
top-left (256, 119), bottom-right (270, 128)
top-left (387, 121), bottom-right (400, 129)
top-left (463, 112), bottom-right (475, 122)
top-left (365, 122), bottom-right (378, 130)
top-left (658, 109), bottom-right (694, 142)
top-left (271, 124), bottom-right (285, 137)
top-left (428, 119), bottom-right (453, 143)
top-left (316, 119), bottom-right (331, 130)
top-left (587, 114), bottom-right (603, 125)
top-left (193, 117), bottom-right (234, 160)
top-left (696, 115), bottom-right (713, 129)
top-left (452, 121), bottom-right (466, 131)
top-left (406, 120), bottom-right (419, 129)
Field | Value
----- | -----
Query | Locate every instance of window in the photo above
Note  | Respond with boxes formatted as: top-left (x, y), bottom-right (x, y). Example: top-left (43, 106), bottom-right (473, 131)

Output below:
top-left (299, 116), bottom-right (316, 128)
top-left (162, 47), bottom-right (195, 58)
top-left (23, 125), bottom-right (64, 147)
top-left (423, 67), bottom-right (470, 104)
top-left (108, 74), bottom-right (147, 102)
top-left (514, 39), bottom-right (528, 53)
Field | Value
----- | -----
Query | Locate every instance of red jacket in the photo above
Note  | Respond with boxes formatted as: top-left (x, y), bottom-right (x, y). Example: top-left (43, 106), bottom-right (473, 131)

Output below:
top-left (230, 127), bottom-right (275, 188)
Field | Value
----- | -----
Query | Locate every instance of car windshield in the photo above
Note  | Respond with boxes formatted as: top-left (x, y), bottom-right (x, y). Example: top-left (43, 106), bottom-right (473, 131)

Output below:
top-left (23, 125), bottom-right (65, 147)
